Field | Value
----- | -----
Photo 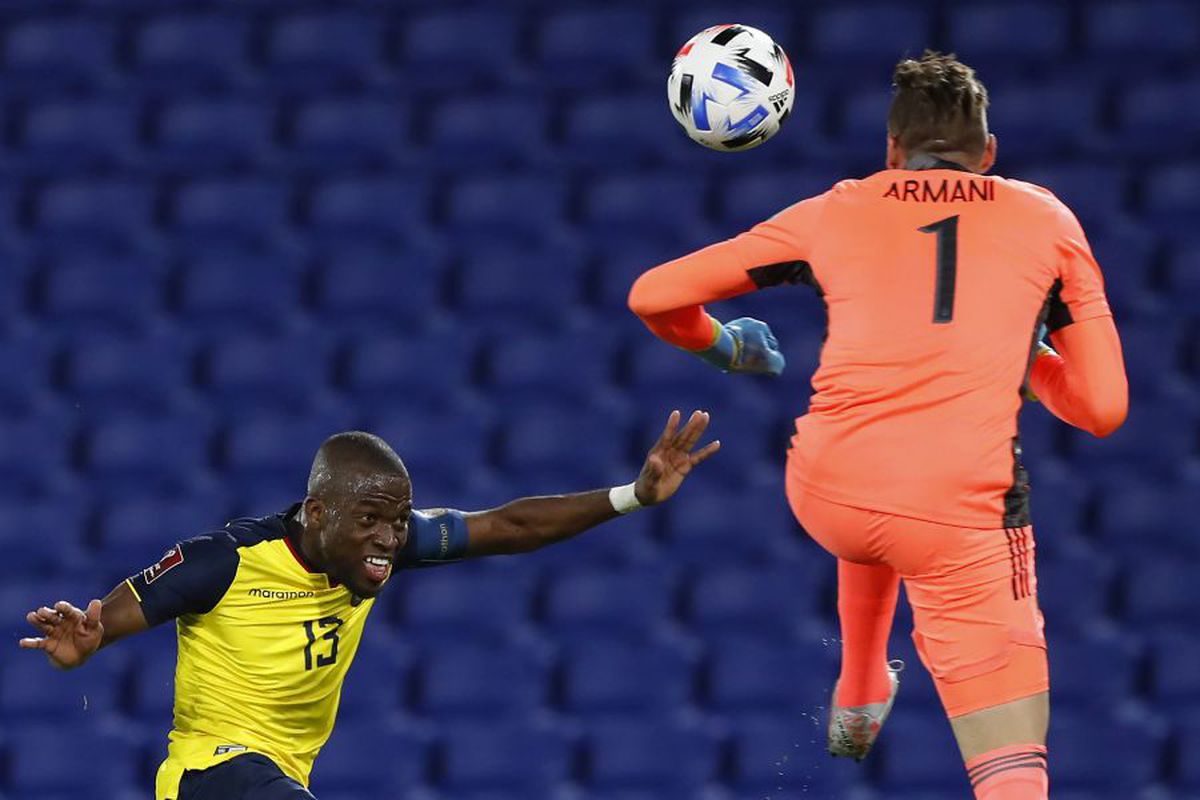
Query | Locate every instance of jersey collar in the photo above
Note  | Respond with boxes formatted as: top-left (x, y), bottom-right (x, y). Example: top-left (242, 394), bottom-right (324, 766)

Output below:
top-left (905, 153), bottom-right (974, 173)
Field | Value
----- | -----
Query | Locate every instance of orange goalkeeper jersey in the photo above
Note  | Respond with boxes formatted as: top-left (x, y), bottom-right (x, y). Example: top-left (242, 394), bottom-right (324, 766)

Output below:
top-left (629, 160), bottom-right (1115, 528)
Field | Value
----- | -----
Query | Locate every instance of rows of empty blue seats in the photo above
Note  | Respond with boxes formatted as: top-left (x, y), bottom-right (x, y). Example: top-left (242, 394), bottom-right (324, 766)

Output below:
top-left (1, 1), bottom-right (1198, 798)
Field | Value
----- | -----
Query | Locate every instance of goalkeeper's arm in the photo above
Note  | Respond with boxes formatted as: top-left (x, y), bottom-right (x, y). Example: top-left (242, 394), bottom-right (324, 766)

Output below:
top-left (1027, 316), bottom-right (1128, 437)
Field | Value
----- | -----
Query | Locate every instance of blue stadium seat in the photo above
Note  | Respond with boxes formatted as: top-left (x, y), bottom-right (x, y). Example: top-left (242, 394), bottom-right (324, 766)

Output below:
top-left (438, 720), bottom-right (573, 793)
top-left (1083, 1), bottom-right (1200, 59)
top-left (61, 334), bottom-right (191, 414)
top-left (0, 653), bottom-right (125, 721)
top-left (3, 18), bottom-right (116, 91)
top-left (33, 180), bottom-right (154, 250)
top-left (1036, 551), bottom-right (1116, 633)
top-left (1017, 165), bottom-right (1129, 229)
top-left (456, 248), bottom-right (587, 326)
top-left (1149, 631), bottom-right (1200, 704)
top-left (221, 413), bottom-right (351, 485)
top-left (392, 566), bottom-right (534, 643)
top-left (836, 86), bottom-right (895, 149)
top-left (84, 416), bottom-right (213, 495)
top-left (704, 639), bottom-right (838, 713)
top-left (1115, 79), bottom-right (1200, 156)
top-left (427, 96), bottom-right (550, 168)
top-left (202, 335), bottom-right (338, 412)
top-left (542, 567), bottom-right (678, 641)
top-left (444, 175), bottom-right (570, 247)
top-left (947, 3), bottom-right (1069, 62)
top-left (1166, 239), bottom-right (1200, 310)
top-left (288, 99), bottom-right (410, 170)
top-left (482, 330), bottom-right (617, 402)
top-left (1067, 395), bottom-right (1195, 480)
top-left (265, 11), bottom-right (384, 88)
top-left (684, 564), bottom-right (826, 638)
top-left (715, 169), bottom-right (842, 231)
top-left (1050, 708), bottom-right (1167, 792)
top-left (560, 640), bottom-right (697, 718)
top-left (583, 174), bottom-right (710, 243)
top-left (1143, 163), bottom-right (1200, 234)
top-left (584, 716), bottom-right (721, 792)
top-left (0, 500), bottom-right (87, 573)
top-left (127, 646), bottom-right (178, 725)
top-left (498, 402), bottom-right (632, 484)
top-left (172, 179), bottom-right (291, 247)
top-left (310, 720), bottom-right (431, 795)
top-left (341, 331), bottom-right (477, 411)
top-left (1122, 557), bottom-right (1200, 631)
top-left (39, 254), bottom-right (166, 335)
top-left (17, 99), bottom-right (137, 172)
top-left (808, 4), bottom-right (932, 64)
top-left (0, 334), bottom-right (56, 416)
top-left (561, 96), bottom-right (679, 169)
top-left (133, 13), bottom-right (251, 89)
top-left (989, 81), bottom-right (1102, 159)
top-left (1093, 484), bottom-right (1200, 557)
top-left (98, 494), bottom-right (229, 582)
top-left (152, 99), bottom-right (275, 171)
top-left (413, 642), bottom-right (549, 718)
top-left (178, 251), bottom-right (306, 333)
top-left (0, 416), bottom-right (73, 497)
top-left (312, 243), bottom-right (445, 330)
top-left (1048, 629), bottom-right (1143, 709)
top-left (1181, 722), bottom-right (1200, 793)
top-left (334, 633), bottom-right (411, 721)
top-left (662, 481), bottom-right (801, 566)
top-left (729, 713), bottom-right (865, 795)
top-left (306, 178), bottom-right (431, 246)
top-left (535, 8), bottom-right (655, 88)
top-left (875, 712), bottom-right (966, 790)
top-left (401, 9), bottom-right (521, 89)
top-left (594, 235), bottom-right (686, 311)
top-left (7, 722), bottom-right (140, 795)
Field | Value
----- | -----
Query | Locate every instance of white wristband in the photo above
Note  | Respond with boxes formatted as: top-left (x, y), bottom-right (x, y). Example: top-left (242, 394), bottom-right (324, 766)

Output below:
top-left (609, 482), bottom-right (643, 514)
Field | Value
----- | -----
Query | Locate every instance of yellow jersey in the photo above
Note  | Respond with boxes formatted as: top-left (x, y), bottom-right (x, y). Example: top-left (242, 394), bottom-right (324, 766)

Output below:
top-left (125, 504), bottom-right (467, 799)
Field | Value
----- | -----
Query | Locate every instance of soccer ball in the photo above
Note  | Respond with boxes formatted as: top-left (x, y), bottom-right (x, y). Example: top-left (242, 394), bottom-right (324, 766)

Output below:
top-left (667, 24), bottom-right (795, 151)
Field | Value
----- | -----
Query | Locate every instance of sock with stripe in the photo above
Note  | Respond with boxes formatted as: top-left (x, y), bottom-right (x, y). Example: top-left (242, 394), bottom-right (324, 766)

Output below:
top-left (966, 743), bottom-right (1048, 799)
top-left (834, 558), bottom-right (900, 707)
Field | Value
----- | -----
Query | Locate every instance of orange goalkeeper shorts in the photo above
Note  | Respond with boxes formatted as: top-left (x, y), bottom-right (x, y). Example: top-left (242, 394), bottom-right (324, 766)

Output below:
top-left (786, 476), bottom-right (1048, 718)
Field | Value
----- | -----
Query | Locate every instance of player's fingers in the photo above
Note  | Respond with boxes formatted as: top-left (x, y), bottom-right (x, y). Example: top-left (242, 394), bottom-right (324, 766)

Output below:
top-left (676, 410), bottom-right (710, 451)
top-left (689, 439), bottom-right (721, 465)
top-left (18, 637), bottom-right (48, 650)
top-left (53, 601), bottom-right (85, 624)
top-left (84, 599), bottom-right (102, 626)
top-left (25, 612), bottom-right (56, 635)
top-left (657, 410), bottom-right (681, 447)
top-left (34, 607), bottom-right (63, 626)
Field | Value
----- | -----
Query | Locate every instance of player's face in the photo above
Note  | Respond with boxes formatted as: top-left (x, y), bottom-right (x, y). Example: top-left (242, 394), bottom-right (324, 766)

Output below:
top-left (321, 474), bottom-right (412, 598)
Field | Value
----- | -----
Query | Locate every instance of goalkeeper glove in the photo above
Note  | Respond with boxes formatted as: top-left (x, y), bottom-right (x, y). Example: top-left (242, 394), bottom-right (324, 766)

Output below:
top-left (693, 317), bottom-right (785, 376)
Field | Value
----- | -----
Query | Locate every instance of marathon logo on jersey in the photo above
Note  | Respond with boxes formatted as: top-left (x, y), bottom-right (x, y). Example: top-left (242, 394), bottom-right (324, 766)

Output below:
top-left (214, 744), bottom-right (247, 756)
top-left (883, 178), bottom-right (995, 203)
top-left (247, 588), bottom-right (317, 601)
top-left (142, 545), bottom-right (184, 585)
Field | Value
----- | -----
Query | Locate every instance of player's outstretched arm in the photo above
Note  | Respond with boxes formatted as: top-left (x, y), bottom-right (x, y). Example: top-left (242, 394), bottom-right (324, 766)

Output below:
top-left (462, 410), bottom-right (720, 557)
top-left (18, 581), bottom-right (148, 670)
top-left (1028, 316), bottom-right (1128, 437)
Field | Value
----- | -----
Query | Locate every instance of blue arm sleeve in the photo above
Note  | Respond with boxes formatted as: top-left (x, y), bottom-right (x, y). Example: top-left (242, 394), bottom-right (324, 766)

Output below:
top-left (397, 508), bottom-right (470, 568)
top-left (125, 533), bottom-right (240, 627)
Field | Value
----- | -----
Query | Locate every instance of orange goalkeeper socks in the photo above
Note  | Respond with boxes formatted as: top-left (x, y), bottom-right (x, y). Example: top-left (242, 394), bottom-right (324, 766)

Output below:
top-left (966, 744), bottom-right (1048, 799)
top-left (834, 558), bottom-right (900, 706)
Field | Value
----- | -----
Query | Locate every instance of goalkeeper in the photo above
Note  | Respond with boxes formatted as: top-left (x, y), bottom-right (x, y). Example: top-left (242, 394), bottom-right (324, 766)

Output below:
top-left (629, 51), bottom-right (1127, 800)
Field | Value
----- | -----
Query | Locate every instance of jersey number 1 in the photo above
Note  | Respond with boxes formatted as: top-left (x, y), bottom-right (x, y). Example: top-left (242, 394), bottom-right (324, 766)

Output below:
top-left (303, 616), bottom-right (343, 670)
top-left (918, 215), bottom-right (959, 324)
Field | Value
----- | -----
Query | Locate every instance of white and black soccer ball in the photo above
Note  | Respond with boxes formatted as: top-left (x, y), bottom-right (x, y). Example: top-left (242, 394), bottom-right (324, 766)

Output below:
top-left (667, 24), bottom-right (795, 151)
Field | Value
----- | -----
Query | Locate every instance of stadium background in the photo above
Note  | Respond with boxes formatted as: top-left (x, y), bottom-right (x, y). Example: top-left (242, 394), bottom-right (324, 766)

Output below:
top-left (0, 0), bottom-right (1196, 797)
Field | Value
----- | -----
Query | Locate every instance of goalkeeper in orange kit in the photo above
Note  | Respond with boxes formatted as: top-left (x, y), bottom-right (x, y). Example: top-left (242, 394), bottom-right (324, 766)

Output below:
top-left (629, 51), bottom-right (1128, 799)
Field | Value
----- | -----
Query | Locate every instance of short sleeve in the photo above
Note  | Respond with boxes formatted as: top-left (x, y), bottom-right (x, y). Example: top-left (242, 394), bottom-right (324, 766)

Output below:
top-left (397, 508), bottom-right (469, 568)
top-left (1047, 204), bottom-right (1112, 333)
top-left (125, 533), bottom-right (240, 626)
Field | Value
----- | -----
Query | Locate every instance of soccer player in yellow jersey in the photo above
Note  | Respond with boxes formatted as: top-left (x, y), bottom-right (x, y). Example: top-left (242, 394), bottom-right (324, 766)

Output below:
top-left (19, 410), bottom-right (719, 800)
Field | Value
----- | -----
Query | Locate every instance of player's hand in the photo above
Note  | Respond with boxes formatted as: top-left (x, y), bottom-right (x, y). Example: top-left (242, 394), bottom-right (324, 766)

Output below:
top-left (19, 599), bottom-right (104, 670)
top-left (695, 317), bottom-right (786, 376)
top-left (633, 410), bottom-right (721, 505)
top-left (1022, 340), bottom-right (1058, 402)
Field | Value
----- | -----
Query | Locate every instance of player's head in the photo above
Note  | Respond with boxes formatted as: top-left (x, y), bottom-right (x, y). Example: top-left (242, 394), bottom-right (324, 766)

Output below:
top-left (885, 50), bottom-right (996, 173)
top-left (302, 431), bottom-right (411, 598)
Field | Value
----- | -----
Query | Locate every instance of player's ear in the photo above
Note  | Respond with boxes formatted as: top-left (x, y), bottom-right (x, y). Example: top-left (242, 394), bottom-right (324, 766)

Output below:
top-left (978, 134), bottom-right (997, 174)
top-left (885, 135), bottom-right (905, 169)
top-left (303, 497), bottom-right (325, 528)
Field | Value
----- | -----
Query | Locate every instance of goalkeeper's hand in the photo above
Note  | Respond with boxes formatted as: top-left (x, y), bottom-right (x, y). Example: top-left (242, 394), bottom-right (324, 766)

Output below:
top-left (1022, 337), bottom-right (1058, 402)
top-left (693, 317), bottom-right (785, 376)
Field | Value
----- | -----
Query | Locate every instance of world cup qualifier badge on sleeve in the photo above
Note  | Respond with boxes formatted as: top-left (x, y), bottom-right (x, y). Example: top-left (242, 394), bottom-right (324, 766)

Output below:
top-left (143, 544), bottom-right (184, 584)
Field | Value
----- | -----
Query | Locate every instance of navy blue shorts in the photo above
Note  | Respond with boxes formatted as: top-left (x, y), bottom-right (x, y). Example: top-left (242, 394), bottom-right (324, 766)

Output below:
top-left (177, 753), bottom-right (316, 800)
